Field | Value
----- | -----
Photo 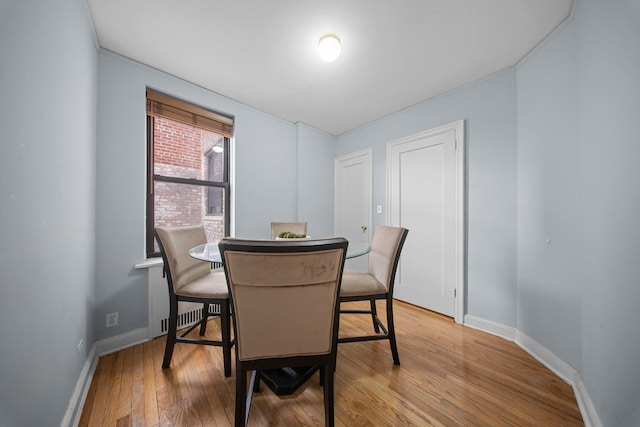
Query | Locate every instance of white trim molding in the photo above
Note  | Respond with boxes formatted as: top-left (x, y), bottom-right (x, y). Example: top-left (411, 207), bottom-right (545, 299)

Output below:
top-left (464, 314), bottom-right (517, 341)
top-left (516, 331), bottom-right (602, 427)
top-left (60, 345), bottom-right (98, 427)
top-left (94, 327), bottom-right (150, 357)
top-left (464, 314), bottom-right (602, 427)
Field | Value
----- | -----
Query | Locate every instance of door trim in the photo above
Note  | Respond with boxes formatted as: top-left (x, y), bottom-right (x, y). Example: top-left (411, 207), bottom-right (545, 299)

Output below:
top-left (386, 120), bottom-right (465, 324)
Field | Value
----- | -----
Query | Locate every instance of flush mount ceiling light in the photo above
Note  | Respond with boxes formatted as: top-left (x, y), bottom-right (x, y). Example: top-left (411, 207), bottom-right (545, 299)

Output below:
top-left (318, 33), bottom-right (341, 62)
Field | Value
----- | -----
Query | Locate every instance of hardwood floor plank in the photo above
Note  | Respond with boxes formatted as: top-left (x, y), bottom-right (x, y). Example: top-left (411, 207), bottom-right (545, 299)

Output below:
top-left (103, 350), bottom-right (125, 425)
top-left (142, 341), bottom-right (159, 426)
top-left (116, 347), bottom-right (134, 421)
top-left (154, 385), bottom-right (175, 427)
top-left (86, 353), bottom-right (115, 427)
top-left (82, 301), bottom-right (583, 426)
top-left (131, 343), bottom-right (146, 426)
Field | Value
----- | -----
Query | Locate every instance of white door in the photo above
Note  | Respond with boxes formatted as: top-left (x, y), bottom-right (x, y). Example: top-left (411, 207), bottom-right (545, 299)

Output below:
top-left (335, 149), bottom-right (372, 272)
top-left (388, 121), bottom-right (464, 321)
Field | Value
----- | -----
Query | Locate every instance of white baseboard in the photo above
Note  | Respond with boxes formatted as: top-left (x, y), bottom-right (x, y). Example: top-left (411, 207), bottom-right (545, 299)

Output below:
top-left (94, 327), bottom-right (150, 356)
top-left (61, 328), bottom-right (150, 427)
top-left (60, 345), bottom-right (98, 427)
top-left (572, 371), bottom-right (603, 427)
top-left (463, 314), bottom-right (602, 427)
top-left (463, 314), bottom-right (517, 341)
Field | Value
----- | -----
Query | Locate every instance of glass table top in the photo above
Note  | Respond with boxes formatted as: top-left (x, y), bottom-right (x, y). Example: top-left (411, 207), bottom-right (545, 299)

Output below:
top-left (189, 239), bottom-right (371, 263)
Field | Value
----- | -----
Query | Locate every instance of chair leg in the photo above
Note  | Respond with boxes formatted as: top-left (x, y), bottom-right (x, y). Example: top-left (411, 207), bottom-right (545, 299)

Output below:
top-left (247, 371), bottom-right (257, 421)
top-left (252, 371), bottom-right (261, 392)
top-left (386, 297), bottom-right (400, 365)
top-left (235, 364), bottom-right (247, 427)
top-left (199, 302), bottom-right (208, 336)
top-left (323, 363), bottom-right (335, 427)
top-left (370, 300), bottom-right (380, 333)
top-left (162, 300), bottom-right (178, 369)
top-left (221, 301), bottom-right (232, 377)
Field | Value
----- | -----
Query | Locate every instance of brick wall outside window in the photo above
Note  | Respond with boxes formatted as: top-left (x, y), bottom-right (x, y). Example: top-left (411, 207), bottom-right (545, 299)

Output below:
top-left (153, 117), bottom-right (225, 243)
top-left (154, 118), bottom-right (202, 170)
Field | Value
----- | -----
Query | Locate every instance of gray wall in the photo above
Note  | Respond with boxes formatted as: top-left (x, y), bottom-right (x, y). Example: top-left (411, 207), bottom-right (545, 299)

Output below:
top-left (94, 52), bottom-right (336, 340)
top-left (0, 0), bottom-right (98, 425)
top-left (2, 0), bottom-right (638, 425)
top-left (335, 0), bottom-right (640, 425)
top-left (518, 0), bottom-right (640, 425)
top-left (335, 71), bottom-right (519, 326)
top-left (296, 123), bottom-right (337, 238)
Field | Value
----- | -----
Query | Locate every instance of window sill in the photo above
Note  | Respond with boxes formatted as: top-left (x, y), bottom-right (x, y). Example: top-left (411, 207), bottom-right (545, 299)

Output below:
top-left (134, 258), bottom-right (163, 269)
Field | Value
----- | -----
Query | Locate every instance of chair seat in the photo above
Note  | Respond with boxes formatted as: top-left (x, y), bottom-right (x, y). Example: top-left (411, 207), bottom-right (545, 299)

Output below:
top-left (177, 269), bottom-right (229, 299)
top-left (339, 270), bottom-right (386, 297)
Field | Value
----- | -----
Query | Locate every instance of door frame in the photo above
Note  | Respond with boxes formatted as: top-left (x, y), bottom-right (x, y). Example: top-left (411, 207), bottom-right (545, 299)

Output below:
top-left (386, 120), bottom-right (466, 324)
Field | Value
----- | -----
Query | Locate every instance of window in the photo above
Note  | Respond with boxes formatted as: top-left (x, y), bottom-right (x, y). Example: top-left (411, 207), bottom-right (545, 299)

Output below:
top-left (146, 89), bottom-right (233, 258)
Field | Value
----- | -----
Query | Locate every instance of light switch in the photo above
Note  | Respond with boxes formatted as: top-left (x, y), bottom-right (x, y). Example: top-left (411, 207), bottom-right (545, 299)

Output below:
top-left (376, 205), bottom-right (382, 214)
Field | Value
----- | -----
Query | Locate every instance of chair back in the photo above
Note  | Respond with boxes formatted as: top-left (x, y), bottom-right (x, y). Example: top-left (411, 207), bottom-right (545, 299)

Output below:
top-left (368, 226), bottom-right (409, 293)
top-left (219, 238), bottom-right (348, 361)
top-left (155, 225), bottom-right (211, 294)
top-left (270, 221), bottom-right (308, 239)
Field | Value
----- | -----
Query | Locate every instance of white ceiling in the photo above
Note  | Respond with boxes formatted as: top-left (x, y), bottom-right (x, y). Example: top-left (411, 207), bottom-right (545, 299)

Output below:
top-left (88, 0), bottom-right (572, 136)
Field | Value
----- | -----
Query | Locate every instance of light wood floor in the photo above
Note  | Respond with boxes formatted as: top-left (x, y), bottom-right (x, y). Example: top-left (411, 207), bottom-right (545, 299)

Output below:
top-left (79, 301), bottom-right (583, 426)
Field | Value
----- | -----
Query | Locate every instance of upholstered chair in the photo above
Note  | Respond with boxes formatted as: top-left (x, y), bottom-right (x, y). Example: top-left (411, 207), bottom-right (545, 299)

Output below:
top-left (338, 225), bottom-right (409, 365)
top-left (219, 237), bottom-right (348, 427)
top-left (155, 225), bottom-right (234, 376)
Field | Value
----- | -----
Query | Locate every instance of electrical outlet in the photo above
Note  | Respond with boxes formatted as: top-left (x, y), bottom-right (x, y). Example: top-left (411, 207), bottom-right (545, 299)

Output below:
top-left (77, 339), bottom-right (84, 354)
top-left (106, 312), bottom-right (119, 328)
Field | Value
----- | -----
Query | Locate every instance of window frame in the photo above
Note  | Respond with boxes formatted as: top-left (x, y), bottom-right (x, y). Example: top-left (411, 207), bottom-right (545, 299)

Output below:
top-left (145, 91), bottom-right (232, 259)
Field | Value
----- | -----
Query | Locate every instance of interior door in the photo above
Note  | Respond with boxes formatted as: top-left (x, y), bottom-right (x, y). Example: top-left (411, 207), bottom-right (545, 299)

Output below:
top-left (388, 122), bottom-right (464, 319)
top-left (335, 149), bottom-right (372, 272)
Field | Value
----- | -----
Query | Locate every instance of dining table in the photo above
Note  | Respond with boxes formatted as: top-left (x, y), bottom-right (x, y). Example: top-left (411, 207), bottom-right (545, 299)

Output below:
top-left (188, 238), bottom-right (372, 395)
top-left (189, 238), bottom-right (371, 263)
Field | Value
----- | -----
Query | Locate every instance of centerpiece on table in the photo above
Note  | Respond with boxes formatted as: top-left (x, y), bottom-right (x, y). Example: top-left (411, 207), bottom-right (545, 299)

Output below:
top-left (275, 231), bottom-right (311, 240)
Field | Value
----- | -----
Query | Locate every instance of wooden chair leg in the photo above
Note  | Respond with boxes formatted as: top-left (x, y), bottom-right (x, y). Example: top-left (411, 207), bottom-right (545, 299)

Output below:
top-left (162, 300), bottom-right (178, 369)
top-left (370, 300), bottom-right (380, 333)
top-left (235, 365), bottom-right (247, 427)
top-left (386, 297), bottom-right (400, 365)
top-left (221, 301), bottom-right (232, 377)
top-left (199, 302), bottom-right (208, 336)
top-left (323, 363), bottom-right (335, 427)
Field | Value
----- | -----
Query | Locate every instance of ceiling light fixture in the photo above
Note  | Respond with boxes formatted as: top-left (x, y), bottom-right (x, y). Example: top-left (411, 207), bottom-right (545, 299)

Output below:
top-left (318, 34), bottom-right (341, 62)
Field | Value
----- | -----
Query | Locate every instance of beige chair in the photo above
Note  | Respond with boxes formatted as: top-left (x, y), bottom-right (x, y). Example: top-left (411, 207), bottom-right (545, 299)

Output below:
top-left (219, 237), bottom-right (348, 427)
top-left (270, 221), bottom-right (308, 239)
top-left (155, 225), bottom-right (234, 376)
top-left (338, 225), bottom-right (409, 365)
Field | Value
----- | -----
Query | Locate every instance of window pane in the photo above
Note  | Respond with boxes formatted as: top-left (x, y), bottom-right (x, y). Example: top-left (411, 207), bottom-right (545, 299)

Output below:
top-left (207, 186), bottom-right (224, 215)
top-left (153, 180), bottom-right (226, 251)
top-left (154, 117), bottom-right (225, 181)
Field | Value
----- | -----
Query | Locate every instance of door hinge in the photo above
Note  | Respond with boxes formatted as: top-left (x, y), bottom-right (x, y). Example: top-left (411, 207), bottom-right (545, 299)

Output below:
top-left (454, 288), bottom-right (457, 298)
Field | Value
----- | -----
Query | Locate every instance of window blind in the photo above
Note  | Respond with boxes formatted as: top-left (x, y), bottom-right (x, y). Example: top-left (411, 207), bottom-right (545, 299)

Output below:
top-left (146, 89), bottom-right (233, 138)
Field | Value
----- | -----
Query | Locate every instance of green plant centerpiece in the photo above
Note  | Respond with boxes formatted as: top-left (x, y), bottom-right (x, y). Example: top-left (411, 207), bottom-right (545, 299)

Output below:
top-left (278, 231), bottom-right (307, 239)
